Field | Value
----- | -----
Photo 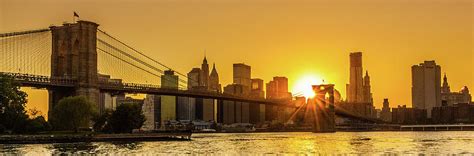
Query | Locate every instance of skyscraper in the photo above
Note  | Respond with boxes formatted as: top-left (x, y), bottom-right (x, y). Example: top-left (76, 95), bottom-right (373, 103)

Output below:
top-left (209, 63), bottom-right (222, 93)
top-left (161, 70), bottom-right (178, 125)
top-left (342, 52), bottom-right (375, 118)
top-left (412, 60), bottom-right (441, 118)
top-left (347, 52), bottom-right (364, 103)
top-left (200, 57), bottom-right (210, 89)
top-left (265, 76), bottom-right (292, 122)
top-left (363, 71), bottom-right (373, 103)
top-left (233, 63), bottom-right (251, 93)
top-left (186, 57), bottom-right (220, 121)
top-left (250, 78), bottom-right (265, 123)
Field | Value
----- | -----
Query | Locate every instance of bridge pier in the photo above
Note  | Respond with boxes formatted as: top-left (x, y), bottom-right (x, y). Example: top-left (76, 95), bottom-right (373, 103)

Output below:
top-left (311, 84), bottom-right (336, 133)
top-left (48, 21), bottom-right (100, 117)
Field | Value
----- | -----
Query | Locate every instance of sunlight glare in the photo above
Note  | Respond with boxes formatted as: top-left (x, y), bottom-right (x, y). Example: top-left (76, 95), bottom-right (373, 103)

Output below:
top-left (292, 75), bottom-right (324, 98)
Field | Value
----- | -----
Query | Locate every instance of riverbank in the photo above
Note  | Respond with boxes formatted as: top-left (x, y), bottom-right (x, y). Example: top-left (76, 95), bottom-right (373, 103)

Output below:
top-left (0, 132), bottom-right (192, 144)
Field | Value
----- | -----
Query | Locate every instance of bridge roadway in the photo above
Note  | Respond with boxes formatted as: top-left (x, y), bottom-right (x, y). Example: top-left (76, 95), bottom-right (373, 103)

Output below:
top-left (2, 72), bottom-right (382, 123)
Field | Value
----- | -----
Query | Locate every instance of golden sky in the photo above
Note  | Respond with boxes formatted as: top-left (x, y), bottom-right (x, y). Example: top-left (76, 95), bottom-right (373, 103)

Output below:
top-left (1, 0), bottom-right (472, 117)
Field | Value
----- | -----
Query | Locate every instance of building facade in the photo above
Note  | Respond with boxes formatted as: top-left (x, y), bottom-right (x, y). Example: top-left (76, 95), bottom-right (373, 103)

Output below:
top-left (379, 98), bottom-right (392, 122)
top-left (391, 105), bottom-right (427, 124)
top-left (250, 78), bottom-right (265, 123)
top-left (160, 70), bottom-right (179, 127)
top-left (441, 74), bottom-right (472, 106)
top-left (343, 52), bottom-right (375, 118)
top-left (186, 57), bottom-right (221, 121)
top-left (142, 95), bottom-right (161, 130)
top-left (412, 60), bottom-right (441, 118)
top-left (431, 103), bottom-right (474, 124)
top-left (265, 76), bottom-right (292, 122)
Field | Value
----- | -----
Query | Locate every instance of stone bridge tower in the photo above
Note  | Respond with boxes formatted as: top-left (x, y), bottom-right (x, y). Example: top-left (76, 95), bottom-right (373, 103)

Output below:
top-left (311, 84), bottom-right (336, 133)
top-left (48, 21), bottom-right (100, 116)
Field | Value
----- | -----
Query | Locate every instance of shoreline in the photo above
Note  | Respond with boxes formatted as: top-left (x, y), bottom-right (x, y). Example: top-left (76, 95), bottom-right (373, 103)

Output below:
top-left (0, 132), bottom-right (192, 144)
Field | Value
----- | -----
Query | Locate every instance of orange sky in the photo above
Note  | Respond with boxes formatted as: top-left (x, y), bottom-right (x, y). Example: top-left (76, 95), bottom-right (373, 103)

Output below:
top-left (1, 0), bottom-right (472, 117)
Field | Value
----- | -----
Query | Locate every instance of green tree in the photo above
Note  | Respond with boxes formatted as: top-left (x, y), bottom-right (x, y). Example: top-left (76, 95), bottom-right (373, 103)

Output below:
top-left (92, 109), bottom-right (113, 133)
top-left (109, 103), bottom-right (145, 133)
top-left (50, 96), bottom-right (97, 132)
top-left (0, 74), bottom-right (29, 133)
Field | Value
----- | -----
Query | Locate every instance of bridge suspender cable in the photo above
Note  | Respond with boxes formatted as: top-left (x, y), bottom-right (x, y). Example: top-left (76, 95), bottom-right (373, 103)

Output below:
top-left (97, 29), bottom-right (198, 85)
top-left (0, 29), bottom-right (50, 38)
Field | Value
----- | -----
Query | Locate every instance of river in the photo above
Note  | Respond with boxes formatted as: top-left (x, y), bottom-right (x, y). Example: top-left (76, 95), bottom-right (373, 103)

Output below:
top-left (1, 131), bottom-right (474, 155)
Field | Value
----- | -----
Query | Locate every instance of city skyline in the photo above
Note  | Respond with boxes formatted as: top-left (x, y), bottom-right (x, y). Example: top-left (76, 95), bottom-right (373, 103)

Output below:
top-left (1, 0), bottom-right (472, 115)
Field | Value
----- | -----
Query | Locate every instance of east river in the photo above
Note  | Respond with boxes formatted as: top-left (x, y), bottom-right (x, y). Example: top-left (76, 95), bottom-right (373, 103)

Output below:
top-left (1, 131), bottom-right (474, 155)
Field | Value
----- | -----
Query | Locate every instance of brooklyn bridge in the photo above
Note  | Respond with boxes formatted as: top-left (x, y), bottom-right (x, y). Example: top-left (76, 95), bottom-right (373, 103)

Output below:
top-left (0, 20), bottom-right (382, 132)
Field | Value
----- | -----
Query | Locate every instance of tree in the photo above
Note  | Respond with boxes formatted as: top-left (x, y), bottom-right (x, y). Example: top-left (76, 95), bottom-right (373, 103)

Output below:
top-left (108, 103), bottom-right (145, 133)
top-left (0, 74), bottom-right (29, 133)
top-left (50, 96), bottom-right (97, 132)
top-left (92, 109), bottom-right (113, 133)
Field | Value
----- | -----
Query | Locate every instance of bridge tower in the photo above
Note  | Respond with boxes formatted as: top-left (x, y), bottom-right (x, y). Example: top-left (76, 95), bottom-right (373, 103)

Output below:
top-left (311, 84), bottom-right (336, 132)
top-left (48, 21), bottom-right (100, 116)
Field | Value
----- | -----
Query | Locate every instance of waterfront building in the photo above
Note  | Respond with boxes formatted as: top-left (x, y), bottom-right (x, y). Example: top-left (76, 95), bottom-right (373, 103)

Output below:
top-left (176, 96), bottom-right (194, 121)
top-left (431, 103), bottom-right (474, 124)
top-left (441, 74), bottom-right (472, 106)
top-left (265, 76), bottom-right (292, 122)
top-left (97, 74), bottom-right (123, 114)
top-left (346, 52), bottom-right (373, 103)
top-left (161, 70), bottom-right (178, 125)
top-left (379, 98), bottom-right (392, 122)
top-left (209, 63), bottom-right (222, 93)
top-left (142, 95), bottom-right (161, 130)
top-left (250, 78), bottom-right (265, 123)
top-left (391, 105), bottom-right (427, 124)
top-left (233, 63), bottom-right (252, 93)
top-left (186, 57), bottom-right (221, 121)
top-left (343, 52), bottom-right (375, 118)
top-left (221, 84), bottom-right (249, 124)
top-left (200, 57), bottom-right (210, 89)
top-left (412, 60), bottom-right (442, 118)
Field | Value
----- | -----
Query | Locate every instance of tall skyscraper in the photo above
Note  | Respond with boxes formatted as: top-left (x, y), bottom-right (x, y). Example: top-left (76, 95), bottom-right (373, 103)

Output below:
top-left (233, 63), bottom-right (251, 93)
top-left (341, 52), bottom-right (375, 118)
top-left (265, 76), bottom-right (292, 122)
top-left (347, 52), bottom-right (368, 103)
top-left (412, 60), bottom-right (441, 118)
top-left (209, 63), bottom-right (222, 93)
top-left (345, 52), bottom-right (373, 103)
top-left (222, 84), bottom-right (249, 124)
top-left (186, 57), bottom-right (220, 121)
top-left (363, 71), bottom-right (373, 103)
top-left (200, 57), bottom-right (210, 89)
top-left (250, 78), bottom-right (265, 123)
top-left (161, 70), bottom-right (179, 124)
top-left (187, 68), bottom-right (201, 89)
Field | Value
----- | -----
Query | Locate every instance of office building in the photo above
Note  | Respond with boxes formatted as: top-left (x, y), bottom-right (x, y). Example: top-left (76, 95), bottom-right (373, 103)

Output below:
top-left (161, 70), bottom-right (178, 124)
top-left (412, 60), bottom-right (441, 118)
top-left (186, 57), bottom-right (221, 121)
top-left (142, 95), bottom-right (161, 130)
top-left (233, 63), bottom-right (251, 93)
top-left (391, 105), bottom-right (427, 124)
top-left (266, 76), bottom-right (292, 122)
top-left (441, 74), bottom-right (472, 106)
top-left (250, 78), bottom-right (265, 123)
top-left (379, 98), bottom-right (392, 122)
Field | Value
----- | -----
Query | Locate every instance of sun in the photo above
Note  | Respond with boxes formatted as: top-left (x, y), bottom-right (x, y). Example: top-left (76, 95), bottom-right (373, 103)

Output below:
top-left (292, 75), bottom-right (324, 98)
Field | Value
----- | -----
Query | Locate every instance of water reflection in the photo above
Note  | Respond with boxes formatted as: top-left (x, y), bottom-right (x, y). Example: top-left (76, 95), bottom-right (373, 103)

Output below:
top-left (49, 142), bottom-right (97, 154)
top-left (1, 132), bottom-right (474, 154)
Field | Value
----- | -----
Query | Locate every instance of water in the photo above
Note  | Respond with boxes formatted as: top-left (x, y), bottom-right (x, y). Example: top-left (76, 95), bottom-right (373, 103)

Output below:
top-left (1, 132), bottom-right (474, 155)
